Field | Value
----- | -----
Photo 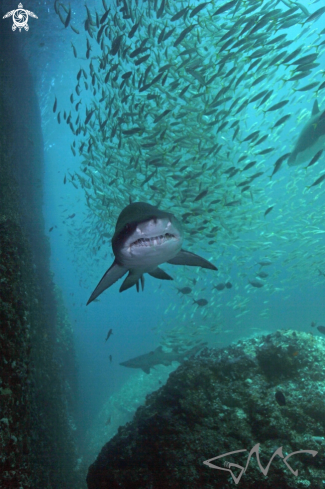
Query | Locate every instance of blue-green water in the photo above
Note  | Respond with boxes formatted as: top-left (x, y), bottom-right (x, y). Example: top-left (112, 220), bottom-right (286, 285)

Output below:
top-left (12, 0), bottom-right (325, 464)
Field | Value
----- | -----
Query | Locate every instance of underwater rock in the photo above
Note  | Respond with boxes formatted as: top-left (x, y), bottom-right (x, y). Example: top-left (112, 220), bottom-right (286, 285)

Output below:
top-left (0, 22), bottom-right (82, 489)
top-left (87, 329), bottom-right (325, 489)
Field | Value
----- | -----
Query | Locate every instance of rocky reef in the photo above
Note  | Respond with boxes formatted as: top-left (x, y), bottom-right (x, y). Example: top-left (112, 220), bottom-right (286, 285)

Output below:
top-left (0, 16), bottom-right (84, 489)
top-left (87, 329), bottom-right (325, 489)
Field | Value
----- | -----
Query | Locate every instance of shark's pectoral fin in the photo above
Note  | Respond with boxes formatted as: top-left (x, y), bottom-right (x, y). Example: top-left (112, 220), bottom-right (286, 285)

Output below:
top-left (149, 267), bottom-right (173, 280)
top-left (167, 249), bottom-right (218, 271)
top-left (87, 261), bottom-right (127, 305)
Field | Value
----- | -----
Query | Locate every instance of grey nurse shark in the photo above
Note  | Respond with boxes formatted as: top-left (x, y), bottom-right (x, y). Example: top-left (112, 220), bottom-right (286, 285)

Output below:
top-left (87, 202), bottom-right (217, 304)
top-left (120, 342), bottom-right (207, 374)
top-left (288, 100), bottom-right (325, 166)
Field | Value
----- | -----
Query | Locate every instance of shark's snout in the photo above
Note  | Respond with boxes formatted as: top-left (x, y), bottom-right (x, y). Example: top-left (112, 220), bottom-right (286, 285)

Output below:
top-left (121, 216), bottom-right (183, 269)
top-left (129, 217), bottom-right (180, 248)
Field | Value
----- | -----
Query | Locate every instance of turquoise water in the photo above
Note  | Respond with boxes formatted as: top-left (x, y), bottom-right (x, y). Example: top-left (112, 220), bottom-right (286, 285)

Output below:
top-left (18, 0), bottom-right (325, 461)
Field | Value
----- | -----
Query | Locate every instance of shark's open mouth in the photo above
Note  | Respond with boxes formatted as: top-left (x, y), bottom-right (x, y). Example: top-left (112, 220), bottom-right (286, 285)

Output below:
top-left (131, 232), bottom-right (175, 248)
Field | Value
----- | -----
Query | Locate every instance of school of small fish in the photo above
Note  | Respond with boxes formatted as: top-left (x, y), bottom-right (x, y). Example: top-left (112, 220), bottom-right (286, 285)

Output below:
top-left (52, 0), bottom-right (325, 346)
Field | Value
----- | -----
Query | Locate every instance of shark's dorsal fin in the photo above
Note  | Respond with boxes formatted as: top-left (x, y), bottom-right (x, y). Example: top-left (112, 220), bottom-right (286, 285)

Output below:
top-left (312, 100), bottom-right (319, 116)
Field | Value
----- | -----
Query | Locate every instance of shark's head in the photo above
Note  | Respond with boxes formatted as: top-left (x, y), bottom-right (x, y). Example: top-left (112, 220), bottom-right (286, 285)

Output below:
top-left (119, 347), bottom-right (163, 373)
top-left (87, 202), bottom-right (217, 303)
top-left (112, 202), bottom-right (183, 270)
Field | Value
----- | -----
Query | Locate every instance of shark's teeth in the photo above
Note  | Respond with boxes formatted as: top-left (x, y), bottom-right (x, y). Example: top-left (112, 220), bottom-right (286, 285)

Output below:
top-left (131, 233), bottom-right (175, 247)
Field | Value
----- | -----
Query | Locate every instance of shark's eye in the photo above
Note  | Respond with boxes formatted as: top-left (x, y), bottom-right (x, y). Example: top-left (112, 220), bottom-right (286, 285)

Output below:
top-left (125, 223), bottom-right (129, 230)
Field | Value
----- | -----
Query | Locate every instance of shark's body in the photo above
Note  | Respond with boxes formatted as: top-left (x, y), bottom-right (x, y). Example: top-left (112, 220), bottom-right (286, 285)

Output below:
top-left (288, 100), bottom-right (325, 166)
top-left (87, 202), bottom-right (217, 304)
top-left (120, 342), bottom-right (207, 374)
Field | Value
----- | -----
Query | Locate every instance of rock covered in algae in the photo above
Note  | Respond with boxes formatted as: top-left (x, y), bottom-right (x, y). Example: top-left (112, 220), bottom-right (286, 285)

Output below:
top-left (87, 329), bottom-right (325, 489)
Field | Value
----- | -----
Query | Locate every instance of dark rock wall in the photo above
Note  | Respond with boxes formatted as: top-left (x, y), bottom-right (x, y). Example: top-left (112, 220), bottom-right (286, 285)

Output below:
top-left (0, 11), bottom-right (84, 489)
top-left (87, 330), bottom-right (325, 489)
